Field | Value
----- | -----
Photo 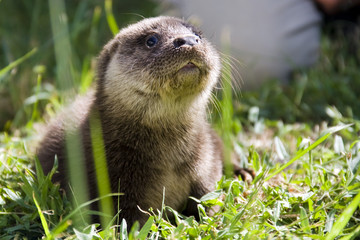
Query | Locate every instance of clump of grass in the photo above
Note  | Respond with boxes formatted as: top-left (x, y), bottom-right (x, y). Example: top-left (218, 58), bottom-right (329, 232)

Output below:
top-left (2, 120), bottom-right (360, 238)
top-left (0, 133), bottom-right (72, 238)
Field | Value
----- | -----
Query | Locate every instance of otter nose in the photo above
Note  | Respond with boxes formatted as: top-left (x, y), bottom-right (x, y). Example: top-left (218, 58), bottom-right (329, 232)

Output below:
top-left (173, 35), bottom-right (200, 48)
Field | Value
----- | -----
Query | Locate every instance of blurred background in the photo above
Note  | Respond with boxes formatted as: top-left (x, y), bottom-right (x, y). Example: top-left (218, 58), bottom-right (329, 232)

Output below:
top-left (0, 0), bottom-right (359, 131)
top-left (162, 0), bottom-right (360, 88)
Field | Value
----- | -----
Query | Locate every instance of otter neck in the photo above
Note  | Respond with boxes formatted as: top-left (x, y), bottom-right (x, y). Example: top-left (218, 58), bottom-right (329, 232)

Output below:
top-left (97, 99), bottom-right (207, 130)
top-left (95, 85), bottom-right (210, 130)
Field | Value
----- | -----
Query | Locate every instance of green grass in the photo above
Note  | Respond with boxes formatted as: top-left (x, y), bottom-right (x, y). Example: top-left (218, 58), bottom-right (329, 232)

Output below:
top-left (1, 0), bottom-right (360, 239)
top-left (1, 123), bottom-right (359, 239)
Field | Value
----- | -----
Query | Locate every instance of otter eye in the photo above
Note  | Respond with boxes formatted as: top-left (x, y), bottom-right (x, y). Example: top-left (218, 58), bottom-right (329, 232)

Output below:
top-left (146, 35), bottom-right (158, 48)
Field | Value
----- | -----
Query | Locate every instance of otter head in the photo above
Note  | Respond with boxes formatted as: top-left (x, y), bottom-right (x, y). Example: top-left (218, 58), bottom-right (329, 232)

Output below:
top-left (96, 16), bottom-right (221, 125)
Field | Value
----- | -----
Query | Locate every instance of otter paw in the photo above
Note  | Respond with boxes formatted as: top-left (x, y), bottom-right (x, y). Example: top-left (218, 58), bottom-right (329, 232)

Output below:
top-left (234, 167), bottom-right (256, 183)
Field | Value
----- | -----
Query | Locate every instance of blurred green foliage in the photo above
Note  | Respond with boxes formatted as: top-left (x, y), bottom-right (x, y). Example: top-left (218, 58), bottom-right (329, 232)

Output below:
top-left (234, 31), bottom-right (360, 124)
top-left (0, 0), bottom-right (156, 129)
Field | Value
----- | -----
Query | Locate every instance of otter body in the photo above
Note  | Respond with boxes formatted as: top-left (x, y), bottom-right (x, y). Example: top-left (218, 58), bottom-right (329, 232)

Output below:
top-left (37, 16), bottom-right (223, 225)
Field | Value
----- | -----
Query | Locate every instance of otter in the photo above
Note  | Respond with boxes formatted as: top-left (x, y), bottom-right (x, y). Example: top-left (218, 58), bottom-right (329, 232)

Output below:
top-left (37, 16), bottom-right (231, 226)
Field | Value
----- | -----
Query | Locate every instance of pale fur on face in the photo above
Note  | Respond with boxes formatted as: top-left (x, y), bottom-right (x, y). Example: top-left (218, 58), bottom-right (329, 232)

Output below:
top-left (99, 16), bottom-right (221, 127)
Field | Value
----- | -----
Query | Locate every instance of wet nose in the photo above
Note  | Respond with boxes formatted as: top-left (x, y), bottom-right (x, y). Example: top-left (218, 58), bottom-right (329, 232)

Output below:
top-left (173, 35), bottom-right (200, 48)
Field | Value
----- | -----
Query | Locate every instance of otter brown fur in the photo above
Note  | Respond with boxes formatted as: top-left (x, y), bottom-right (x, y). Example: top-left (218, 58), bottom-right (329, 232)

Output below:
top-left (37, 16), bottom-right (223, 226)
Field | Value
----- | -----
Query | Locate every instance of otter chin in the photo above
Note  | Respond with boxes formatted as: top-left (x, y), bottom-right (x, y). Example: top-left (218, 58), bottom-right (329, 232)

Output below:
top-left (36, 16), bottom-right (223, 227)
top-left (178, 62), bottom-right (201, 77)
top-left (170, 62), bottom-right (203, 95)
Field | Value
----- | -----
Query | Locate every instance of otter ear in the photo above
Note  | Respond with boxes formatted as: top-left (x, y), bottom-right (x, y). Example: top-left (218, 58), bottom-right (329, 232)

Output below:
top-left (97, 40), bottom-right (120, 82)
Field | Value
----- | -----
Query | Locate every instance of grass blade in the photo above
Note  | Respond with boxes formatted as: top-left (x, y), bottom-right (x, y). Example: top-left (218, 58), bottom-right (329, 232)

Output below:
top-left (48, 0), bottom-right (75, 93)
top-left (137, 216), bottom-right (154, 240)
top-left (105, 0), bottom-right (119, 36)
top-left (220, 27), bottom-right (234, 178)
top-left (66, 128), bottom-right (89, 226)
top-left (0, 48), bottom-right (37, 81)
top-left (89, 109), bottom-right (114, 227)
top-left (325, 191), bottom-right (360, 240)
top-left (33, 192), bottom-right (52, 239)
top-left (300, 206), bottom-right (310, 233)
top-left (119, 218), bottom-right (128, 240)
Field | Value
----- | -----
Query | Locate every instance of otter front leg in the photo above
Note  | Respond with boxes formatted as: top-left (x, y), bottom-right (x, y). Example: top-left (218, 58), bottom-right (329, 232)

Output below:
top-left (181, 182), bottom-right (215, 220)
top-left (181, 168), bottom-right (255, 220)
